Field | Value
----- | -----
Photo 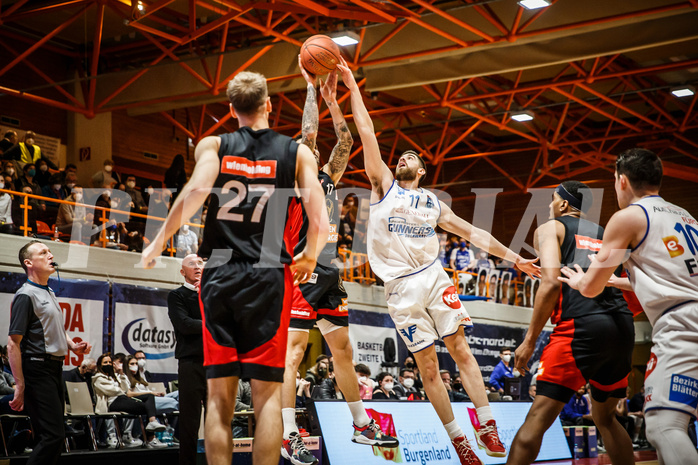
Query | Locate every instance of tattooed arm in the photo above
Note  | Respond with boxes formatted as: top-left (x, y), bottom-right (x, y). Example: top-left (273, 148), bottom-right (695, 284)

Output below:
top-left (320, 70), bottom-right (353, 185)
top-left (299, 56), bottom-right (318, 152)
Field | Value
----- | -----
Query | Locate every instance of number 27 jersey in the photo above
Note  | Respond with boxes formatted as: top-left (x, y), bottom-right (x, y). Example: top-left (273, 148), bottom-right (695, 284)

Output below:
top-left (198, 127), bottom-right (298, 265)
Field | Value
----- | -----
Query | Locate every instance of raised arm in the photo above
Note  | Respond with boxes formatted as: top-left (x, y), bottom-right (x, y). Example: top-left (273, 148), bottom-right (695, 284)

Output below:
top-left (293, 144), bottom-right (330, 284)
top-left (336, 57), bottom-right (392, 197)
top-left (438, 200), bottom-right (540, 278)
top-left (299, 55), bottom-right (318, 152)
top-left (319, 70), bottom-right (353, 185)
top-left (142, 136), bottom-right (220, 268)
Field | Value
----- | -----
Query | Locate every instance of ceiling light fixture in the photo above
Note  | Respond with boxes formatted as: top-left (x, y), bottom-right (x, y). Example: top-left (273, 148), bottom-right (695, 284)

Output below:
top-left (511, 110), bottom-right (534, 122)
top-left (670, 85), bottom-right (695, 98)
top-left (330, 30), bottom-right (360, 47)
top-left (518, 0), bottom-right (552, 10)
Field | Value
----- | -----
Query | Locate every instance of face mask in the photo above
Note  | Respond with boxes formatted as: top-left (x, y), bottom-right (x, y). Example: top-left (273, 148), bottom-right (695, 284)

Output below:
top-left (502, 354), bottom-right (511, 363)
top-left (513, 368), bottom-right (521, 378)
top-left (102, 365), bottom-right (114, 376)
top-left (0, 182), bottom-right (4, 190)
top-left (127, 181), bottom-right (136, 189)
top-left (110, 200), bottom-right (119, 208)
top-left (27, 169), bottom-right (36, 177)
top-left (460, 241), bottom-right (467, 247)
top-left (40, 165), bottom-right (48, 172)
top-left (5, 168), bottom-right (14, 176)
top-left (104, 190), bottom-right (112, 197)
top-left (25, 138), bottom-right (34, 146)
top-left (182, 225), bottom-right (189, 233)
top-left (358, 376), bottom-right (368, 384)
top-left (146, 187), bottom-right (154, 195)
top-left (74, 193), bottom-right (83, 201)
top-left (53, 184), bottom-right (61, 191)
top-left (402, 378), bottom-right (414, 389)
top-left (137, 359), bottom-right (146, 369)
top-left (129, 366), bottom-right (139, 374)
top-left (383, 382), bottom-right (394, 391)
top-left (405, 362), bottom-right (414, 369)
top-left (104, 165), bottom-right (113, 172)
top-left (318, 367), bottom-right (328, 377)
top-left (453, 382), bottom-right (463, 391)
top-left (66, 183), bottom-right (75, 189)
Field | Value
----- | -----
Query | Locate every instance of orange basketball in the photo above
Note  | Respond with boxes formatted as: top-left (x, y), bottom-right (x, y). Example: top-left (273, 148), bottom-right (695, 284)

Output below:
top-left (300, 35), bottom-right (341, 76)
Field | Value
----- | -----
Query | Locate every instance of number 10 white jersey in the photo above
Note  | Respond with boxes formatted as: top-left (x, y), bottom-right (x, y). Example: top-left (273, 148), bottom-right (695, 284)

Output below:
top-left (625, 196), bottom-right (698, 326)
top-left (367, 180), bottom-right (442, 283)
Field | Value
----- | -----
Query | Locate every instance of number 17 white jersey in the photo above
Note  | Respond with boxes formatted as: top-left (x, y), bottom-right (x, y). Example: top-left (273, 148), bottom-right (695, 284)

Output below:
top-left (367, 180), bottom-right (442, 283)
top-left (625, 196), bottom-right (698, 326)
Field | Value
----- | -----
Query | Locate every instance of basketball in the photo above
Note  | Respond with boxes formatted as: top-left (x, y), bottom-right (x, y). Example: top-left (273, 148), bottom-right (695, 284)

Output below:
top-left (300, 35), bottom-right (341, 76)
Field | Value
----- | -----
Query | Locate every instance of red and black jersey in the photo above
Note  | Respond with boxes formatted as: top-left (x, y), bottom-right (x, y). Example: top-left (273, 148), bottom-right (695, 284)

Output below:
top-left (288, 170), bottom-right (339, 267)
top-left (555, 215), bottom-right (630, 320)
top-left (199, 127), bottom-right (298, 266)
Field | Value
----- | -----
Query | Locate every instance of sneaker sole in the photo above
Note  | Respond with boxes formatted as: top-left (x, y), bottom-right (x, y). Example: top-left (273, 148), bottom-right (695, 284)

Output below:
top-left (475, 437), bottom-right (506, 457)
top-left (146, 425), bottom-right (166, 433)
top-left (351, 435), bottom-right (399, 447)
top-left (280, 445), bottom-right (318, 465)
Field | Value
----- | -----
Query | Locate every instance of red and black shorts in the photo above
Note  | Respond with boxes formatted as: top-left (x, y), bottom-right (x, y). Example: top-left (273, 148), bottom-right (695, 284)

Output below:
top-left (290, 263), bottom-right (348, 331)
top-left (199, 260), bottom-right (292, 382)
top-left (537, 312), bottom-right (634, 403)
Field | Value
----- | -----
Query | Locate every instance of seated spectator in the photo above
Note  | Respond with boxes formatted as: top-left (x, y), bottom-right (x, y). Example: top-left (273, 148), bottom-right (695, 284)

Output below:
top-left (527, 383), bottom-right (536, 401)
top-left (4, 162), bottom-right (19, 188)
top-left (452, 374), bottom-right (469, 400)
top-left (304, 355), bottom-right (329, 391)
top-left (489, 348), bottom-right (514, 394)
top-left (475, 250), bottom-right (495, 272)
top-left (372, 372), bottom-right (399, 400)
top-left (124, 355), bottom-right (178, 413)
top-left (17, 163), bottom-right (46, 213)
top-left (63, 357), bottom-right (97, 401)
top-left (12, 185), bottom-right (40, 236)
top-left (440, 369), bottom-right (469, 402)
top-left (355, 364), bottom-right (373, 400)
top-left (0, 130), bottom-right (17, 158)
top-left (177, 224), bottom-right (199, 256)
top-left (338, 195), bottom-right (358, 249)
top-left (233, 379), bottom-right (252, 438)
top-left (295, 370), bottom-right (312, 407)
top-left (560, 386), bottom-right (595, 426)
top-left (314, 371), bottom-right (342, 400)
top-left (58, 163), bottom-right (78, 185)
top-left (0, 179), bottom-right (13, 234)
top-left (0, 350), bottom-right (15, 413)
top-left (393, 368), bottom-right (422, 400)
top-left (62, 172), bottom-right (78, 199)
top-left (42, 173), bottom-right (66, 219)
top-left (91, 159), bottom-right (119, 188)
top-left (450, 238), bottom-right (475, 271)
top-left (56, 185), bottom-right (94, 243)
top-left (92, 353), bottom-right (166, 448)
top-left (34, 159), bottom-right (51, 188)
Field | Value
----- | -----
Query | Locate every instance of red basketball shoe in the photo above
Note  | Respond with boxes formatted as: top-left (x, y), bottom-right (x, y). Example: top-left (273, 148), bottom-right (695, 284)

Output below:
top-left (474, 419), bottom-right (506, 457)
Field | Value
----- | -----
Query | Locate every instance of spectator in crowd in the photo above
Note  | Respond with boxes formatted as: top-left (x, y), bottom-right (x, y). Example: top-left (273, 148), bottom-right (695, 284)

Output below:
top-left (133, 350), bottom-right (152, 382)
top-left (125, 355), bottom-right (178, 412)
top-left (42, 173), bottom-right (66, 218)
top-left (0, 351), bottom-right (15, 414)
top-left (124, 175), bottom-right (148, 215)
top-left (338, 195), bottom-right (358, 249)
top-left (0, 130), bottom-right (17, 157)
top-left (5, 131), bottom-right (57, 169)
top-left (4, 161), bottom-right (19, 185)
top-left (372, 372), bottom-right (399, 400)
top-left (0, 178), bottom-right (12, 234)
top-left (295, 370), bottom-right (312, 407)
top-left (403, 356), bottom-right (423, 390)
top-left (626, 387), bottom-right (645, 446)
top-left (355, 364), bottom-right (373, 400)
top-left (441, 235), bottom-right (458, 268)
top-left (440, 369), bottom-right (469, 402)
top-left (62, 172), bottom-right (78, 198)
top-left (92, 353), bottom-right (166, 448)
top-left (450, 238), bottom-right (475, 271)
top-left (452, 374), bottom-right (469, 399)
top-left (560, 386), bottom-right (595, 426)
top-left (34, 160), bottom-right (51, 188)
top-left (12, 185), bottom-right (40, 236)
top-left (304, 355), bottom-right (329, 391)
top-left (63, 358), bottom-right (97, 400)
top-left (58, 164), bottom-right (78, 185)
top-left (167, 253), bottom-right (206, 465)
top-left (475, 250), bottom-right (495, 271)
top-left (17, 163), bottom-right (46, 212)
top-left (176, 224), bottom-right (198, 256)
top-left (315, 368), bottom-right (341, 400)
top-left (393, 368), bottom-right (422, 400)
top-left (91, 159), bottom-right (118, 188)
top-left (164, 154), bottom-right (187, 205)
top-left (527, 383), bottom-right (537, 401)
top-left (56, 185), bottom-right (93, 243)
top-left (615, 390), bottom-right (635, 441)
top-left (489, 348), bottom-right (515, 394)
top-left (232, 379), bottom-right (252, 438)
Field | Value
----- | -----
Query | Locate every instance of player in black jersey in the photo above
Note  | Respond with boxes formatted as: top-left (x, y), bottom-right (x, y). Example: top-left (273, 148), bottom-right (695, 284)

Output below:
top-left (280, 61), bottom-right (397, 465)
top-left (507, 181), bottom-right (634, 465)
top-left (142, 71), bottom-right (328, 465)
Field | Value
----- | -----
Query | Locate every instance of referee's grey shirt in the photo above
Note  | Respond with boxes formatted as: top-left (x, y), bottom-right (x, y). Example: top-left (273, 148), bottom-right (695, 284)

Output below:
top-left (9, 281), bottom-right (68, 357)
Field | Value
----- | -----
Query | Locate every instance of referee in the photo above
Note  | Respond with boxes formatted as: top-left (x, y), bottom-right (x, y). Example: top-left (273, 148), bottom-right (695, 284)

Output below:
top-left (8, 240), bottom-right (92, 465)
top-left (167, 254), bottom-right (206, 465)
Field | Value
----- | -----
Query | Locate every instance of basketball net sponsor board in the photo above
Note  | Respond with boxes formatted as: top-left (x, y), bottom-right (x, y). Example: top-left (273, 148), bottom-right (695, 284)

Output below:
top-left (112, 283), bottom-right (178, 377)
top-left (0, 272), bottom-right (108, 369)
top-left (348, 322), bottom-right (399, 377)
top-left (311, 400), bottom-right (571, 464)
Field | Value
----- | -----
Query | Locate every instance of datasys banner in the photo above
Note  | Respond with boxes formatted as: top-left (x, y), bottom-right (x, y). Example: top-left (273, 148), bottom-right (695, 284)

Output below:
top-left (0, 272), bottom-right (108, 369)
top-left (112, 283), bottom-right (177, 378)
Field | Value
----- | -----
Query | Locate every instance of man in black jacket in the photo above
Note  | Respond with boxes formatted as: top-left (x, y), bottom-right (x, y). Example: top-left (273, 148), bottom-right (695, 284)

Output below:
top-left (168, 254), bottom-right (206, 465)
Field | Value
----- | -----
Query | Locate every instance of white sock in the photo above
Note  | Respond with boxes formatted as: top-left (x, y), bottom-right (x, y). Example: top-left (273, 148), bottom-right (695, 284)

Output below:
top-left (476, 406), bottom-right (494, 425)
top-left (444, 419), bottom-right (463, 440)
top-left (347, 401), bottom-right (370, 428)
top-left (282, 408), bottom-right (299, 440)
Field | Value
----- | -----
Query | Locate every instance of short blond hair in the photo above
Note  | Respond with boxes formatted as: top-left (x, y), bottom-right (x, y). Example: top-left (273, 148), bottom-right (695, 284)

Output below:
top-left (226, 71), bottom-right (268, 116)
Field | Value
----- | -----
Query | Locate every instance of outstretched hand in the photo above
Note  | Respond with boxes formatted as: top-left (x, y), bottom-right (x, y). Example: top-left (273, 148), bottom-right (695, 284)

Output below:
top-left (516, 256), bottom-right (541, 278)
top-left (291, 251), bottom-right (317, 285)
top-left (298, 55), bottom-right (317, 87)
top-left (336, 56), bottom-right (357, 90)
top-left (558, 264), bottom-right (585, 289)
top-left (320, 69), bottom-right (338, 103)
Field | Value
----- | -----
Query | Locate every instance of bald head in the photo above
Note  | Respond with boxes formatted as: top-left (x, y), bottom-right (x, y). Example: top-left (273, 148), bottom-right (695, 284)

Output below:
top-left (181, 254), bottom-right (203, 286)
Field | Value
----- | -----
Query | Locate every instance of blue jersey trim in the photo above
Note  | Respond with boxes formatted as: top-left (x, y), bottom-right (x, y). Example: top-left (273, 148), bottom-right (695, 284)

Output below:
top-left (645, 406), bottom-right (697, 420)
top-left (393, 258), bottom-right (438, 280)
top-left (630, 203), bottom-right (650, 252)
top-left (27, 279), bottom-right (52, 292)
top-left (660, 300), bottom-right (697, 318)
top-left (410, 341), bottom-right (435, 354)
top-left (370, 180), bottom-right (395, 206)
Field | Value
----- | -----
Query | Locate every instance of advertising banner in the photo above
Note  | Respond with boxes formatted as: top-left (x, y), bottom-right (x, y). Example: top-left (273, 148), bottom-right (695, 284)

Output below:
top-left (349, 309), bottom-right (399, 376)
top-left (313, 400), bottom-right (571, 464)
top-left (112, 283), bottom-right (177, 379)
top-left (0, 272), bottom-right (108, 369)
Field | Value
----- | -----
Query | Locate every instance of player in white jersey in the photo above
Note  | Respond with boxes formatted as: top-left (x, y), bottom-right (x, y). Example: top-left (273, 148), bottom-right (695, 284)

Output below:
top-left (336, 57), bottom-right (541, 465)
top-left (559, 148), bottom-right (698, 465)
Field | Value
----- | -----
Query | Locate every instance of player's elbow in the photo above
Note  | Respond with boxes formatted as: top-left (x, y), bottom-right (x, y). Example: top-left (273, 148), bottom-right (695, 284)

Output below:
top-left (578, 282), bottom-right (601, 298)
